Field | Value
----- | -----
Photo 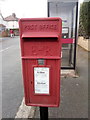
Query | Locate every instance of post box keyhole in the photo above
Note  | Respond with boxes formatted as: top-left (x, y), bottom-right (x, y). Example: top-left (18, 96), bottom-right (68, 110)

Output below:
top-left (38, 59), bottom-right (45, 65)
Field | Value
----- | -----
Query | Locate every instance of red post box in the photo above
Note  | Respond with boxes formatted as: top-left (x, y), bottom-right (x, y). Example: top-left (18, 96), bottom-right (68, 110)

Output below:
top-left (19, 18), bottom-right (62, 107)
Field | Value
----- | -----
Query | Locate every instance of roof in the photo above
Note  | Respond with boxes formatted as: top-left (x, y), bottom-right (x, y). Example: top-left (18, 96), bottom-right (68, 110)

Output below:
top-left (4, 13), bottom-right (18, 21)
top-left (0, 12), bottom-right (4, 20)
top-left (0, 24), bottom-right (6, 27)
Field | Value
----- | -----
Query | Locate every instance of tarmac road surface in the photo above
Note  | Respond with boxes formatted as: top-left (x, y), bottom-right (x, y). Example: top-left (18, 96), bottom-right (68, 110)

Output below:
top-left (1, 36), bottom-right (23, 118)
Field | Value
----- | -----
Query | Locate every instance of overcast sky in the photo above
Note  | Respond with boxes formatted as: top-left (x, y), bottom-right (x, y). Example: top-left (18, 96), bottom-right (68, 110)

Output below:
top-left (0, 0), bottom-right (84, 18)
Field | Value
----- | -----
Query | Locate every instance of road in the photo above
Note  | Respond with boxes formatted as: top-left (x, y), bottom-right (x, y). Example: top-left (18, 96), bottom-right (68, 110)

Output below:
top-left (1, 36), bottom-right (23, 118)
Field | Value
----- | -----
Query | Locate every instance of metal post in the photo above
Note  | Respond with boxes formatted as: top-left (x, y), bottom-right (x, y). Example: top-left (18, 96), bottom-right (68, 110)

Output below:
top-left (40, 107), bottom-right (48, 120)
top-left (73, 2), bottom-right (78, 70)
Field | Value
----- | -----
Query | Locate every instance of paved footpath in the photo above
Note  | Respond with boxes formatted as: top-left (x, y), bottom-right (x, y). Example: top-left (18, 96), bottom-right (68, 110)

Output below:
top-left (34, 46), bottom-right (88, 118)
top-left (1, 36), bottom-right (88, 119)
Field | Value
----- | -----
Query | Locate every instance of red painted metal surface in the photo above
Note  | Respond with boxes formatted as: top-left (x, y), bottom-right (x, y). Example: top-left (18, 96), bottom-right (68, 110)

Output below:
top-left (19, 18), bottom-right (62, 107)
top-left (61, 38), bottom-right (75, 44)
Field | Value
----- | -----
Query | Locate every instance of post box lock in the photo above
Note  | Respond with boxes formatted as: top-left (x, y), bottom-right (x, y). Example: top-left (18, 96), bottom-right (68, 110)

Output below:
top-left (19, 18), bottom-right (62, 107)
top-left (38, 59), bottom-right (45, 65)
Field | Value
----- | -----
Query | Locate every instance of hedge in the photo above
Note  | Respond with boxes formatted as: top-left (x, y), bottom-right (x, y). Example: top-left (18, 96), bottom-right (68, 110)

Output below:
top-left (79, 1), bottom-right (90, 39)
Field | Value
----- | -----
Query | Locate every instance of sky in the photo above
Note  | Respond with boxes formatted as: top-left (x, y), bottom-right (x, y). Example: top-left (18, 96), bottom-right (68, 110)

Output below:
top-left (0, 0), bottom-right (47, 18)
top-left (0, 0), bottom-right (84, 18)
